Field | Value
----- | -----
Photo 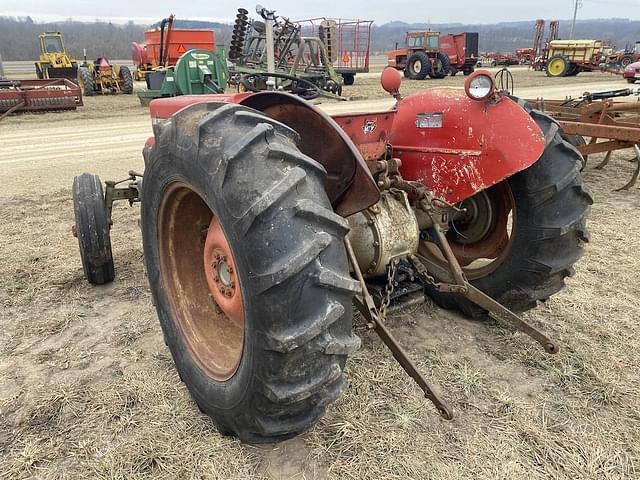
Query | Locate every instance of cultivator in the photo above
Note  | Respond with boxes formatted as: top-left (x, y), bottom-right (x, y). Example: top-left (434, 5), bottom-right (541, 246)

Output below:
top-left (228, 6), bottom-right (344, 99)
top-left (0, 78), bottom-right (82, 120)
top-left (72, 68), bottom-right (591, 443)
top-left (527, 87), bottom-right (640, 190)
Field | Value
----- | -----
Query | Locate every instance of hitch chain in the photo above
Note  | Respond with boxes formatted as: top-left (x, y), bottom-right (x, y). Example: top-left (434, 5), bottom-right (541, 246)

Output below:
top-left (344, 238), bottom-right (454, 420)
top-left (379, 258), bottom-right (400, 321)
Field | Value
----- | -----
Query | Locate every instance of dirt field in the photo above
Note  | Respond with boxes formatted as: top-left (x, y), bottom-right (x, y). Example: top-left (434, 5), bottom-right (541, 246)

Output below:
top-left (1, 68), bottom-right (639, 479)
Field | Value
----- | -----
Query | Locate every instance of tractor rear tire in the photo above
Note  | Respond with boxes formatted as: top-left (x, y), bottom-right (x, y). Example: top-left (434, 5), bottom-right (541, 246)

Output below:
top-left (405, 51), bottom-right (431, 80)
top-left (560, 132), bottom-right (588, 168)
top-left (141, 103), bottom-right (360, 443)
top-left (119, 65), bottom-right (134, 94)
top-left (78, 67), bottom-right (94, 96)
top-left (426, 100), bottom-right (592, 317)
top-left (429, 52), bottom-right (450, 79)
top-left (72, 173), bottom-right (115, 285)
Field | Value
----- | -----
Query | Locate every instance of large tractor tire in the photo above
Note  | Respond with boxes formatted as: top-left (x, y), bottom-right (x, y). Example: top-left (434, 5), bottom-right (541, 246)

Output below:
top-left (140, 103), bottom-right (360, 443)
top-left (404, 51), bottom-right (431, 80)
top-left (546, 55), bottom-right (570, 77)
top-left (429, 52), bottom-right (450, 79)
top-left (560, 132), bottom-right (588, 168)
top-left (78, 67), bottom-right (94, 96)
top-left (425, 100), bottom-right (592, 317)
top-left (72, 173), bottom-right (115, 285)
top-left (119, 65), bottom-right (134, 94)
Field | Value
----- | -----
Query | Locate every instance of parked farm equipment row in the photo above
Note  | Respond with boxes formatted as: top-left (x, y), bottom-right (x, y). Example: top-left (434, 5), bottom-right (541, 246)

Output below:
top-left (72, 68), bottom-right (591, 443)
top-left (527, 87), bottom-right (640, 190)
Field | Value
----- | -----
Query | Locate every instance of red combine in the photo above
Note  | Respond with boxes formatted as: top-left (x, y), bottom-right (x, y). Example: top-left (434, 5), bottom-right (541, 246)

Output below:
top-left (131, 15), bottom-right (217, 80)
top-left (72, 69), bottom-right (591, 443)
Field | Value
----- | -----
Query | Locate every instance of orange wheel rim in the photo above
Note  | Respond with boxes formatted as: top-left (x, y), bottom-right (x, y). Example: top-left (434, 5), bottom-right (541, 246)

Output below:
top-left (158, 182), bottom-right (245, 381)
top-left (203, 215), bottom-right (244, 327)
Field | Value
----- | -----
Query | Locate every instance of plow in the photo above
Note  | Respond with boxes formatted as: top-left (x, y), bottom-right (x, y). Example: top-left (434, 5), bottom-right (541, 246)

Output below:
top-left (71, 66), bottom-right (591, 443)
top-left (527, 86), bottom-right (640, 190)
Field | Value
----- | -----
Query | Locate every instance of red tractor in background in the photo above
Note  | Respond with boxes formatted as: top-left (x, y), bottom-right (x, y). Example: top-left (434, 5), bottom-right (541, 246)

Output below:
top-left (388, 31), bottom-right (478, 79)
top-left (72, 68), bottom-right (591, 443)
top-left (387, 31), bottom-right (450, 79)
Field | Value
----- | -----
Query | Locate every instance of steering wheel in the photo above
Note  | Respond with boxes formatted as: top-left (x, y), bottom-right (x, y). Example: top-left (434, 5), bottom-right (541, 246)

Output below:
top-left (239, 72), bottom-right (322, 100)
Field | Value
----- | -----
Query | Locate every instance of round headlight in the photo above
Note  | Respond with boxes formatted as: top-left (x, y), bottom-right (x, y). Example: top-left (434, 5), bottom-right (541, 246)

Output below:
top-left (464, 71), bottom-right (495, 101)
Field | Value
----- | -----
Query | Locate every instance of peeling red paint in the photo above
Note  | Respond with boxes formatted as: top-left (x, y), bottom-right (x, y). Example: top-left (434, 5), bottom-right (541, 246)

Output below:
top-left (389, 89), bottom-right (546, 203)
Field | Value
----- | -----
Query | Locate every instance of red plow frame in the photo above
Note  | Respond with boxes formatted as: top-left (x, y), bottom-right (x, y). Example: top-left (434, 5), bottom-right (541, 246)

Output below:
top-left (0, 78), bottom-right (82, 120)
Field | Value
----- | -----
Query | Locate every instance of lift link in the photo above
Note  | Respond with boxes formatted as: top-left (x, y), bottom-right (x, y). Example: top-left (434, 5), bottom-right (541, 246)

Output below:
top-left (344, 238), bottom-right (454, 420)
top-left (416, 218), bottom-right (560, 355)
top-left (387, 174), bottom-right (561, 355)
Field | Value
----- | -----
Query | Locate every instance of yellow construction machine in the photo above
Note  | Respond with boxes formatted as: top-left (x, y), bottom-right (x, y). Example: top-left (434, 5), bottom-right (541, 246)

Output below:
top-left (34, 32), bottom-right (78, 80)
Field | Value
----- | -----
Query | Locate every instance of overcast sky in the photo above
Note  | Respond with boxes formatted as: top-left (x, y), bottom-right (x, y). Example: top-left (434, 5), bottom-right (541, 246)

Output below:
top-left (1, 0), bottom-right (639, 25)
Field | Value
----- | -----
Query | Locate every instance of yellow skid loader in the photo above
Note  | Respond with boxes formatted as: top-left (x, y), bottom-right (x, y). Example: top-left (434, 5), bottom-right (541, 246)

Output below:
top-left (35, 32), bottom-right (78, 80)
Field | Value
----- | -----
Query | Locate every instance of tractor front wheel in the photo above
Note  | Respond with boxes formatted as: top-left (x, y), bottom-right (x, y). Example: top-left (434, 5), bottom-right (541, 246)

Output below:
top-left (425, 102), bottom-right (592, 316)
top-left (405, 51), bottom-right (431, 80)
top-left (141, 103), bottom-right (360, 443)
top-left (78, 67), bottom-right (94, 96)
top-left (429, 52), bottom-right (450, 79)
top-left (72, 173), bottom-right (115, 284)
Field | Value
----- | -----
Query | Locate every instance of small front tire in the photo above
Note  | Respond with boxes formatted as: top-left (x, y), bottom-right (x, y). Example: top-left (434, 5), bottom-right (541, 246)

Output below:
top-left (72, 173), bottom-right (115, 285)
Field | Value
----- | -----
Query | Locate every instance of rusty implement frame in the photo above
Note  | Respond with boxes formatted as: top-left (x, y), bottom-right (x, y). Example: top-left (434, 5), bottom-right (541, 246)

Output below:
top-left (0, 78), bottom-right (83, 120)
top-left (526, 89), bottom-right (640, 190)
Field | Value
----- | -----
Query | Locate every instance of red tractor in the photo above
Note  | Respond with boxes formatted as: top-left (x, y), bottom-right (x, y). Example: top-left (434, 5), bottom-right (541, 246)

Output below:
top-left (72, 68), bottom-right (591, 443)
top-left (387, 31), bottom-right (451, 79)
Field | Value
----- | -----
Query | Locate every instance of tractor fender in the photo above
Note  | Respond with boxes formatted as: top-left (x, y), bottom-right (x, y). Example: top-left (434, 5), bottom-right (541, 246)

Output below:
top-left (146, 91), bottom-right (379, 217)
top-left (240, 92), bottom-right (379, 217)
top-left (389, 89), bottom-right (546, 203)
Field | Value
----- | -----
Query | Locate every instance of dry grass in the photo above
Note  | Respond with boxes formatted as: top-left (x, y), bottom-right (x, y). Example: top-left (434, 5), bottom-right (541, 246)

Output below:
top-left (1, 78), bottom-right (639, 479)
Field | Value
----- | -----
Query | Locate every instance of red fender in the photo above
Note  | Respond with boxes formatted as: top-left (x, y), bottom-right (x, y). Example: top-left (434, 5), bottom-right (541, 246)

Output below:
top-left (390, 89), bottom-right (546, 203)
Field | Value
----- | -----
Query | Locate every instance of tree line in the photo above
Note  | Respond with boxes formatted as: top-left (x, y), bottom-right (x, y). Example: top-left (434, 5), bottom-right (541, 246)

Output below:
top-left (1, 15), bottom-right (638, 61)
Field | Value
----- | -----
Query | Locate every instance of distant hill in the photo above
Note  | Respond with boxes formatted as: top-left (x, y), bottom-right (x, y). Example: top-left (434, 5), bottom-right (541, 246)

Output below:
top-left (0, 16), bottom-right (638, 61)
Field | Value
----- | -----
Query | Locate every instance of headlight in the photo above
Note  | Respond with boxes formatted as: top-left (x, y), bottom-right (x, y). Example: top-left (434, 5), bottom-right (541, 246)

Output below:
top-left (464, 70), bottom-right (496, 101)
